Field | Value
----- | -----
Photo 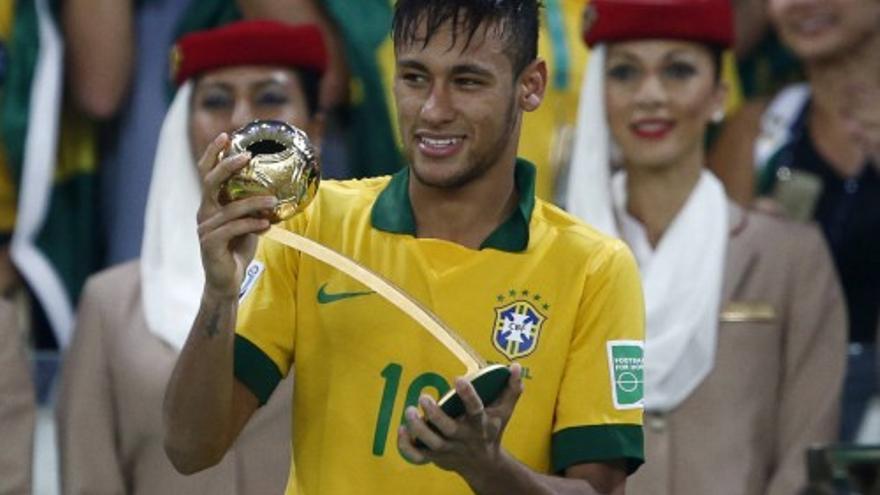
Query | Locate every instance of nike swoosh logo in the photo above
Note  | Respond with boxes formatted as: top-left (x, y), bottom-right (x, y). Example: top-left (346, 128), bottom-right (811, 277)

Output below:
top-left (317, 283), bottom-right (374, 304)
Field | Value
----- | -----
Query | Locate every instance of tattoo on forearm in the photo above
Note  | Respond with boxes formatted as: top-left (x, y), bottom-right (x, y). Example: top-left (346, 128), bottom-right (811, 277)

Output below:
top-left (202, 303), bottom-right (224, 339)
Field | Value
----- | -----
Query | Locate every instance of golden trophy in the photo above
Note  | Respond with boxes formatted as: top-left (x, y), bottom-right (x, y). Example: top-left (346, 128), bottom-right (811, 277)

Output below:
top-left (219, 120), bottom-right (510, 422)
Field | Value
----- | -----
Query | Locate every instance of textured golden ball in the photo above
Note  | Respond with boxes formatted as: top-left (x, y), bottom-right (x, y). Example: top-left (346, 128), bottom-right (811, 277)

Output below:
top-left (218, 120), bottom-right (320, 223)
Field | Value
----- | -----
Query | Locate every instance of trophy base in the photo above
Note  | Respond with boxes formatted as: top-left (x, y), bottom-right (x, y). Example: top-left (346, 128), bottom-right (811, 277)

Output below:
top-left (437, 364), bottom-right (511, 417)
top-left (416, 364), bottom-right (511, 448)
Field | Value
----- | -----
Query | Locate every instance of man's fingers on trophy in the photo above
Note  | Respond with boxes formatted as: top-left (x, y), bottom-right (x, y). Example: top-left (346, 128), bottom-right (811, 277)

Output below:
top-left (197, 196), bottom-right (277, 237)
top-left (499, 363), bottom-right (524, 403)
top-left (203, 152), bottom-right (252, 193)
top-left (404, 406), bottom-right (447, 452)
top-left (492, 363), bottom-right (524, 419)
top-left (197, 133), bottom-right (229, 177)
top-left (419, 395), bottom-right (456, 437)
top-left (199, 217), bottom-right (270, 247)
top-left (397, 426), bottom-right (429, 465)
top-left (455, 378), bottom-right (486, 420)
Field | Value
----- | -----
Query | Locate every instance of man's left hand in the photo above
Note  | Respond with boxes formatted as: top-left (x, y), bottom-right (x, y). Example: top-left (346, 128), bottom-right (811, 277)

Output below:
top-left (397, 363), bottom-right (524, 479)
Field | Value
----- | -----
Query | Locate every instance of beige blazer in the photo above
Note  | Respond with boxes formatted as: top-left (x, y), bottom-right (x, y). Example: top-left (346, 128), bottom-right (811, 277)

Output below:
top-left (57, 262), bottom-right (293, 495)
top-left (629, 204), bottom-right (847, 495)
top-left (0, 298), bottom-right (35, 495)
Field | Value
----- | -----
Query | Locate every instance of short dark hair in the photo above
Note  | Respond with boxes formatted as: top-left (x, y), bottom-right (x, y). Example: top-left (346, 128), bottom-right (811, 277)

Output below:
top-left (392, 0), bottom-right (542, 78)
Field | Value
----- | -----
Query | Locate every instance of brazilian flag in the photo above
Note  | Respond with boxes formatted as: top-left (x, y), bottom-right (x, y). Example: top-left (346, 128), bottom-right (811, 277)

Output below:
top-left (1, 0), bottom-right (100, 347)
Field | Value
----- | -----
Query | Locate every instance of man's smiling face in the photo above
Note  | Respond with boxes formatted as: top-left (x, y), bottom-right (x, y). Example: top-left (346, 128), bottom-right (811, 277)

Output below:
top-left (393, 20), bottom-right (522, 189)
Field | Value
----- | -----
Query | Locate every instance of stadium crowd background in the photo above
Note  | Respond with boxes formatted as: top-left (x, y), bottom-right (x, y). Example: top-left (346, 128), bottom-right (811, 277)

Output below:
top-left (0, 0), bottom-right (876, 493)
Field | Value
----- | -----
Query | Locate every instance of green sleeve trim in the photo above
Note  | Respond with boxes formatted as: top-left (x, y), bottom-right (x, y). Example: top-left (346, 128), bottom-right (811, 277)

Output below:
top-left (551, 424), bottom-right (644, 475)
top-left (233, 334), bottom-right (283, 406)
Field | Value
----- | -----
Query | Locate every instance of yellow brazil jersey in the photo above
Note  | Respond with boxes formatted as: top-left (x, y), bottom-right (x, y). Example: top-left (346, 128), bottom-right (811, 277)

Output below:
top-left (235, 160), bottom-right (645, 495)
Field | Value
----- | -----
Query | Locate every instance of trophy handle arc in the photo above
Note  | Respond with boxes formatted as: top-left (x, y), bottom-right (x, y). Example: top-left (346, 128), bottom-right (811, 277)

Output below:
top-left (263, 225), bottom-right (485, 374)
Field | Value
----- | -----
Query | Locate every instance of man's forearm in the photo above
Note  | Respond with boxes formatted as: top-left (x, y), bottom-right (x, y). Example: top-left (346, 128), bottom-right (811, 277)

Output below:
top-left (464, 451), bottom-right (624, 495)
top-left (163, 290), bottom-right (239, 474)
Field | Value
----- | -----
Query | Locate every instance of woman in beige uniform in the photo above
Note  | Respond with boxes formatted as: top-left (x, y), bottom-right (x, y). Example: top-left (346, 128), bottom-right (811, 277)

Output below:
top-left (56, 20), bottom-right (326, 494)
top-left (565, 1), bottom-right (848, 493)
top-left (0, 298), bottom-right (35, 495)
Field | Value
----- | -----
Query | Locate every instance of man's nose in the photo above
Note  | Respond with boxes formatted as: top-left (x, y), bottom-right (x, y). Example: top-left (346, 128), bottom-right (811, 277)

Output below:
top-left (420, 83), bottom-right (455, 125)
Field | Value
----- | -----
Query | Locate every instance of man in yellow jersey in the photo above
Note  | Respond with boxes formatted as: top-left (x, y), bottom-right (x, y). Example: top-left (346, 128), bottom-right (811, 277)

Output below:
top-left (164, 1), bottom-right (645, 494)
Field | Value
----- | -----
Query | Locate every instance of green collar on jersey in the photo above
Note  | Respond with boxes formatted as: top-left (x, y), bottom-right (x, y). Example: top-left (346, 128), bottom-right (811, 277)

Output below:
top-left (370, 158), bottom-right (537, 252)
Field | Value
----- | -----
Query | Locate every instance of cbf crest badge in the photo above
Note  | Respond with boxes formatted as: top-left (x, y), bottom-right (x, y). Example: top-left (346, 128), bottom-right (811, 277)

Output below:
top-left (492, 290), bottom-right (548, 360)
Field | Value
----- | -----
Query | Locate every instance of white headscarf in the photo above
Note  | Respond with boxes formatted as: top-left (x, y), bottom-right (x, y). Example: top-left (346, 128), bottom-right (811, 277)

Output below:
top-left (140, 82), bottom-right (204, 351)
top-left (565, 44), bottom-right (728, 412)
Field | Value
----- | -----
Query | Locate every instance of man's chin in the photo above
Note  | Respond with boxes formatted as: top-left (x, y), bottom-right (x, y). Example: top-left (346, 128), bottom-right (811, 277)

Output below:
top-left (411, 169), bottom-right (464, 189)
top-left (410, 159), bottom-right (471, 190)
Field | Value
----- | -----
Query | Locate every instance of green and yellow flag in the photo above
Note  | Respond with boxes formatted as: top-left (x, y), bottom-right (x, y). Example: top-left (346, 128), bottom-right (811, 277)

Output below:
top-left (1, 0), bottom-right (100, 347)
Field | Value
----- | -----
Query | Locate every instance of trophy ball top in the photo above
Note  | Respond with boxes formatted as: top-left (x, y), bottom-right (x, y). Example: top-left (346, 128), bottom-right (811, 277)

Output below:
top-left (218, 120), bottom-right (320, 223)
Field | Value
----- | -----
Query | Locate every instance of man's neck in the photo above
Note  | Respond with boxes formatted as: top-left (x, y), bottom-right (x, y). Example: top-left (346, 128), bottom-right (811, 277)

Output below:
top-left (409, 156), bottom-right (519, 250)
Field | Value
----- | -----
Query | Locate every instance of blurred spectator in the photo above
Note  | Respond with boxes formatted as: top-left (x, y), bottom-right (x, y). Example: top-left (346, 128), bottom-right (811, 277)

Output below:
top-left (173, 0), bottom-right (348, 113)
top-left (308, 0), bottom-right (405, 179)
top-left (172, 0), bottom-right (351, 181)
top-left (0, 0), bottom-right (20, 297)
top-left (0, 298), bottom-right (35, 495)
top-left (566, 0), bottom-right (847, 493)
top-left (62, 0), bottom-right (341, 266)
top-left (3, 0), bottom-right (102, 350)
top-left (64, 0), bottom-right (189, 269)
top-left (733, 0), bottom-right (770, 59)
top-left (63, 0), bottom-right (135, 120)
top-left (54, 20), bottom-right (327, 494)
top-left (732, 0), bottom-right (804, 99)
top-left (710, 0), bottom-right (880, 442)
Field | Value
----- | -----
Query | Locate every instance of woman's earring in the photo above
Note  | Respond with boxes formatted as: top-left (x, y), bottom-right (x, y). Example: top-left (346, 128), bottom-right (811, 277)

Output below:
top-left (711, 109), bottom-right (726, 124)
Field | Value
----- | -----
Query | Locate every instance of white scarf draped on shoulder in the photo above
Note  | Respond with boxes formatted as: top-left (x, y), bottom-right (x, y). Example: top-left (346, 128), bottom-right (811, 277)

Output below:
top-left (140, 82), bottom-right (205, 351)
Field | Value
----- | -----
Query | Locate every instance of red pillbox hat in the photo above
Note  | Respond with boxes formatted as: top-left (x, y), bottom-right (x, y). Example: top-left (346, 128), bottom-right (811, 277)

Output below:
top-left (583, 0), bottom-right (734, 48)
top-left (171, 20), bottom-right (328, 86)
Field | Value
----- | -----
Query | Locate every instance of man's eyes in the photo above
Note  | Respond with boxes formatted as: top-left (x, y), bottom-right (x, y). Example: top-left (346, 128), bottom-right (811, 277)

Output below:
top-left (454, 77), bottom-right (484, 88)
top-left (401, 72), bottom-right (428, 85)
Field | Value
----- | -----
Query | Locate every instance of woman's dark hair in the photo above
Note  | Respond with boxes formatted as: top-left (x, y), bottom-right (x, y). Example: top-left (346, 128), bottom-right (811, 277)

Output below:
top-left (297, 68), bottom-right (321, 116)
top-left (708, 44), bottom-right (724, 84)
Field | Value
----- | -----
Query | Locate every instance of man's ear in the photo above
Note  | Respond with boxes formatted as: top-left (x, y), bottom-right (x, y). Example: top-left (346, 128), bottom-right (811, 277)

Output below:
top-left (520, 58), bottom-right (548, 112)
